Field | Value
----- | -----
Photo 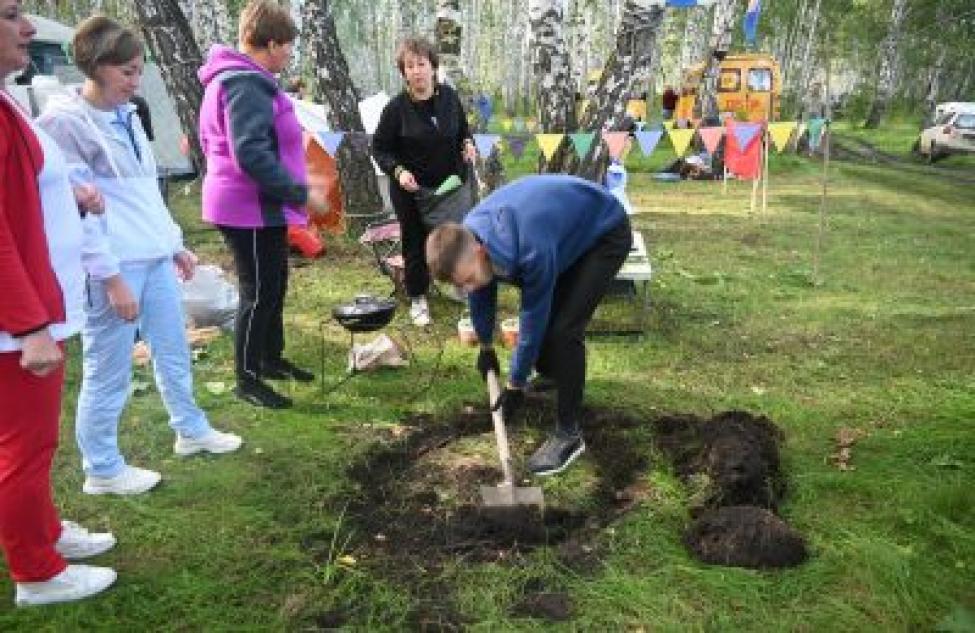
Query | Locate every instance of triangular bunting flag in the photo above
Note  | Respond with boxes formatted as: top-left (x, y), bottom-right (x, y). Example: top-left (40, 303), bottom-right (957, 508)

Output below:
top-left (525, 118), bottom-right (539, 133)
top-left (663, 119), bottom-right (676, 130)
top-left (501, 118), bottom-right (513, 132)
top-left (473, 134), bottom-right (500, 158)
top-left (731, 122), bottom-right (763, 151)
top-left (505, 134), bottom-right (529, 159)
top-left (513, 119), bottom-right (526, 132)
top-left (602, 131), bottom-right (629, 160)
top-left (535, 133), bottom-right (564, 161)
top-left (634, 130), bottom-right (663, 156)
top-left (667, 127), bottom-right (696, 157)
top-left (317, 131), bottom-right (345, 157)
top-left (768, 122), bottom-right (797, 152)
top-left (698, 127), bottom-right (724, 155)
top-left (569, 132), bottom-right (595, 159)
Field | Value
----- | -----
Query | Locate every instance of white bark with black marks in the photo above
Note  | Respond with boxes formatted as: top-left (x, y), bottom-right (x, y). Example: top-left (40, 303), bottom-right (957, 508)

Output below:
top-left (133, 0), bottom-right (205, 172)
top-left (303, 0), bottom-right (383, 230)
top-left (864, 0), bottom-right (909, 129)
top-left (696, 0), bottom-right (737, 121)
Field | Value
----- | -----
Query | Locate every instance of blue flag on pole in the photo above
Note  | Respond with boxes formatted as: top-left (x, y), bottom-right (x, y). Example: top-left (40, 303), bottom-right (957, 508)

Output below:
top-left (743, 0), bottom-right (761, 46)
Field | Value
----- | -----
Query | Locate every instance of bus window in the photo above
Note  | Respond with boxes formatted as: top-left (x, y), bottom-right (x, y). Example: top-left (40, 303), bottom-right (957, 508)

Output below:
top-left (719, 69), bottom-right (741, 92)
top-left (748, 68), bottom-right (772, 92)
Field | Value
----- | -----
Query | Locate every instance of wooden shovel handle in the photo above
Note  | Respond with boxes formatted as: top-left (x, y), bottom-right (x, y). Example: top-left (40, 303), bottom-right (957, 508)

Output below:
top-left (486, 370), bottom-right (515, 486)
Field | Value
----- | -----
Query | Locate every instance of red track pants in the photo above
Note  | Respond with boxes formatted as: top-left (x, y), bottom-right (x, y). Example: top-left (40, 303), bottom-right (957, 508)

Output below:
top-left (0, 350), bottom-right (67, 582)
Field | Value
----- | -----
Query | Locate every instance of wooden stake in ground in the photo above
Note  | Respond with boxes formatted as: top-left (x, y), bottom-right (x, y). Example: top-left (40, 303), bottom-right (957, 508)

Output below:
top-left (762, 125), bottom-right (770, 214)
top-left (812, 44), bottom-right (832, 285)
top-left (750, 168), bottom-right (759, 215)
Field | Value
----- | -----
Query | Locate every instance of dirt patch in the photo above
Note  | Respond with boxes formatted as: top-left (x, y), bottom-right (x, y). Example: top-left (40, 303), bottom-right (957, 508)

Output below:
top-left (654, 410), bottom-right (786, 512)
top-left (652, 410), bottom-right (808, 569)
top-left (512, 591), bottom-right (574, 622)
top-left (683, 506), bottom-right (808, 569)
top-left (313, 403), bottom-right (804, 627)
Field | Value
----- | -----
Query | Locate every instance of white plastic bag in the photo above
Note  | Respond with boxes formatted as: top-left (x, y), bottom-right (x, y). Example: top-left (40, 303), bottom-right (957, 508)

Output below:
top-left (348, 334), bottom-right (408, 372)
top-left (181, 265), bottom-right (238, 330)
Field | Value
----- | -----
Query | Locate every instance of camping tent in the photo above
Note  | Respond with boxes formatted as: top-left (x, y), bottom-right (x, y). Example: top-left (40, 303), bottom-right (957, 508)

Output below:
top-left (4, 15), bottom-right (193, 177)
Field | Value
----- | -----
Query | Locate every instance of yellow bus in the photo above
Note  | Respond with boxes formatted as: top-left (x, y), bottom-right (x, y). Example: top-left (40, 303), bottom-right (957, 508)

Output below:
top-left (675, 53), bottom-right (781, 122)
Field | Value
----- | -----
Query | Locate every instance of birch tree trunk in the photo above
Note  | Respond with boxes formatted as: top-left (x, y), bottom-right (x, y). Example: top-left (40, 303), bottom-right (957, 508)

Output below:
top-left (548, 0), bottom-right (665, 179)
top-left (435, 0), bottom-right (465, 88)
top-left (864, 0), bottom-right (909, 129)
top-left (679, 5), bottom-right (708, 73)
top-left (133, 0), bottom-right (205, 173)
top-left (304, 0), bottom-right (383, 230)
top-left (921, 5), bottom-right (949, 126)
top-left (695, 0), bottom-right (737, 122)
top-left (529, 0), bottom-right (575, 132)
top-left (797, 0), bottom-right (822, 116)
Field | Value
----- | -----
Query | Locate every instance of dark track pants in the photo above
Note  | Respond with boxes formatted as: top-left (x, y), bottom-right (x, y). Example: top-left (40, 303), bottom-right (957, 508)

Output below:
top-left (389, 184), bottom-right (431, 298)
top-left (219, 226), bottom-right (288, 382)
top-left (534, 217), bottom-right (632, 433)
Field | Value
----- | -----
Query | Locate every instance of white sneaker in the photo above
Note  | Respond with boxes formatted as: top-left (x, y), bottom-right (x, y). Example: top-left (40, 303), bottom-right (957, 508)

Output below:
top-left (15, 564), bottom-right (116, 607)
top-left (56, 521), bottom-right (116, 560)
top-left (174, 428), bottom-right (243, 456)
top-left (83, 465), bottom-right (161, 496)
top-left (410, 296), bottom-right (432, 327)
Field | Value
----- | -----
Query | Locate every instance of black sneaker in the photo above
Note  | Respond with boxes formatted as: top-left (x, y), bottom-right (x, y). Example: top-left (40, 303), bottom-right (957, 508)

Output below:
top-left (234, 378), bottom-right (292, 409)
top-left (262, 358), bottom-right (315, 383)
top-left (527, 433), bottom-right (586, 476)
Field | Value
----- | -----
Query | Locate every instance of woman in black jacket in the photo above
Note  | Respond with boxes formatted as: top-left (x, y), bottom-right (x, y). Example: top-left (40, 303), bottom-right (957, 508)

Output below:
top-left (372, 37), bottom-right (476, 326)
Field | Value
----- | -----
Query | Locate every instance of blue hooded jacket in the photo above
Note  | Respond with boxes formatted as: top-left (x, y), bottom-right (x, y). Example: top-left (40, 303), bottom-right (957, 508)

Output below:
top-left (464, 175), bottom-right (626, 385)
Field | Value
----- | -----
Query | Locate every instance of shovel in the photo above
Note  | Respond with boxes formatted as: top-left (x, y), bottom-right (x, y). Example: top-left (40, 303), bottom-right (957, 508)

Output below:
top-left (479, 370), bottom-right (545, 509)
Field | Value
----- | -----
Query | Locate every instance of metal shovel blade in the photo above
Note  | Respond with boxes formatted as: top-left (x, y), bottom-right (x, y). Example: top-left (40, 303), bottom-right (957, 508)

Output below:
top-left (480, 482), bottom-right (545, 509)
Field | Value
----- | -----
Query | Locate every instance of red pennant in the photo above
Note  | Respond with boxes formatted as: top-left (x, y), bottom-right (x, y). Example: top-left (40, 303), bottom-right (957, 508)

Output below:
top-left (725, 120), bottom-right (762, 180)
top-left (698, 127), bottom-right (724, 155)
top-left (602, 131), bottom-right (629, 160)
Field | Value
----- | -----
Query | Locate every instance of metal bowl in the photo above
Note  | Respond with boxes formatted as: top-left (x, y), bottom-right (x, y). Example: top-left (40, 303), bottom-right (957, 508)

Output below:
top-left (332, 294), bottom-right (397, 333)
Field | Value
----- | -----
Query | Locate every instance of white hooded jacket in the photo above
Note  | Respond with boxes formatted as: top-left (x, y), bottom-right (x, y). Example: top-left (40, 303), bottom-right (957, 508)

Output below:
top-left (37, 87), bottom-right (184, 280)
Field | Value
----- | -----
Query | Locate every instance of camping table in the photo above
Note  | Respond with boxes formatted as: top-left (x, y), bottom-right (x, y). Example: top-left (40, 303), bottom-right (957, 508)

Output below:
top-left (589, 230), bottom-right (653, 337)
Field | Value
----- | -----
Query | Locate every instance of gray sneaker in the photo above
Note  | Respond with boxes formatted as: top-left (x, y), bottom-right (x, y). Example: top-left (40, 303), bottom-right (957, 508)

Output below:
top-left (527, 433), bottom-right (585, 476)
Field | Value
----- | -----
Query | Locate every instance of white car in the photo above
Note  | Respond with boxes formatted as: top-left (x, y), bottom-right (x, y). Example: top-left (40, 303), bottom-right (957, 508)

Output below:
top-left (918, 103), bottom-right (975, 161)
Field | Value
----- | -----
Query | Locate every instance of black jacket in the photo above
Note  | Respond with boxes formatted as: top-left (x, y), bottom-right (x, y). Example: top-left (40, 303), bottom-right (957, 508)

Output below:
top-left (372, 83), bottom-right (472, 189)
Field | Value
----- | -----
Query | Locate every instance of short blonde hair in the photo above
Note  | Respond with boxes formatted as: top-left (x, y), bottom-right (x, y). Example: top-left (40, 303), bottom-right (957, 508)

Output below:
top-left (426, 223), bottom-right (477, 282)
top-left (238, 0), bottom-right (298, 49)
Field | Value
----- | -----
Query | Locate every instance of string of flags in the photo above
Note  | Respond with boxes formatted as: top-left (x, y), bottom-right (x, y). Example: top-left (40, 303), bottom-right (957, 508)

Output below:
top-left (315, 119), bottom-right (827, 166)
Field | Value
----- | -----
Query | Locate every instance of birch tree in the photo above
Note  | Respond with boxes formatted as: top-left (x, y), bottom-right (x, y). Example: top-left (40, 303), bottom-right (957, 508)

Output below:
top-left (435, 0), bottom-right (464, 87)
top-left (864, 0), bottom-right (909, 128)
top-left (695, 0), bottom-right (737, 121)
top-left (679, 5), bottom-right (708, 73)
top-left (529, 0), bottom-right (575, 132)
top-left (303, 0), bottom-right (383, 229)
top-left (549, 0), bottom-right (665, 178)
top-left (133, 0), bottom-right (205, 172)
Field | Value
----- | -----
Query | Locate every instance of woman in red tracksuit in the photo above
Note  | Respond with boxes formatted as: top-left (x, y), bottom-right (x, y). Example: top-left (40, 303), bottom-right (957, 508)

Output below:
top-left (0, 0), bottom-right (115, 607)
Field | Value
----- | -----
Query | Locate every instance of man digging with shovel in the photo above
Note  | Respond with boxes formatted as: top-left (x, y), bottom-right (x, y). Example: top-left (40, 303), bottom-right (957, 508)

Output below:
top-left (426, 175), bottom-right (631, 476)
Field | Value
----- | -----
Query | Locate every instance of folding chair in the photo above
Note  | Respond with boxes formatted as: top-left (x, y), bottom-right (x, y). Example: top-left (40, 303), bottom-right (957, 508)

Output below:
top-left (359, 217), bottom-right (406, 296)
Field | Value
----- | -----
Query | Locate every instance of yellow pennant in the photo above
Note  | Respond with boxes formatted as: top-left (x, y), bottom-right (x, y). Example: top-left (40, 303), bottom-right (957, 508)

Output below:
top-left (535, 134), bottom-right (565, 161)
top-left (667, 127), bottom-right (696, 157)
top-left (768, 122), bottom-right (798, 152)
top-left (501, 118), bottom-right (513, 132)
top-left (663, 119), bottom-right (676, 130)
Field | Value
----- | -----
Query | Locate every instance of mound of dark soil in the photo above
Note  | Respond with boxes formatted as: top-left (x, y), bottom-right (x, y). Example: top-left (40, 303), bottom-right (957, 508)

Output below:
top-left (654, 410), bottom-right (786, 511)
top-left (683, 506), bottom-right (808, 569)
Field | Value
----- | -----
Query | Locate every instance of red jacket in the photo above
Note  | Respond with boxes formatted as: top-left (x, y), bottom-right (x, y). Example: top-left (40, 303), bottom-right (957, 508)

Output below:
top-left (0, 95), bottom-right (64, 338)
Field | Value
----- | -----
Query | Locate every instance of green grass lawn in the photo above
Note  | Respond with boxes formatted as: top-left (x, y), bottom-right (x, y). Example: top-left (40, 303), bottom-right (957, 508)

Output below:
top-left (1, 153), bottom-right (972, 630)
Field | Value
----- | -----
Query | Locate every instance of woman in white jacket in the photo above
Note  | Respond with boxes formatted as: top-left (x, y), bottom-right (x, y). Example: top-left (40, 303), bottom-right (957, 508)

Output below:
top-left (38, 16), bottom-right (241, 497)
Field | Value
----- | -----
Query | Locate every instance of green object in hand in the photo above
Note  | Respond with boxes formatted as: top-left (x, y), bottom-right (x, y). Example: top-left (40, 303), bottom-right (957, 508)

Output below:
top-left (434, 174), bottom-right (463, 196)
